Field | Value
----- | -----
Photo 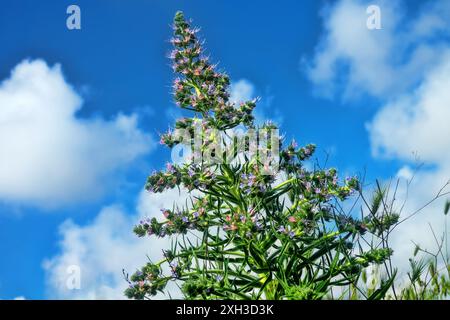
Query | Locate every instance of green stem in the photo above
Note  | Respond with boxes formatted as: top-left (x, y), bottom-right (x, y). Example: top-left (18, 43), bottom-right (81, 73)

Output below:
top-left (272, 177), bottom-right (296, 191)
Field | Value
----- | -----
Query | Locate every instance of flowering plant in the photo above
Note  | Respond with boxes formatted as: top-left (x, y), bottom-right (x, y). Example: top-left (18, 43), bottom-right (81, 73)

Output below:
top-left (124, 12), bottom-right (397, 300)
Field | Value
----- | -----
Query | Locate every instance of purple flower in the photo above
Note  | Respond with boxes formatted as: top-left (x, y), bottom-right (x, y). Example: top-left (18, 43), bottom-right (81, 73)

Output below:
top-left (288, 231), bottom-right (295, 238)
top-left (278, 226), bottom-right (286, 233)
top-left (207, 85), bottom-right (215, 95)
top-left (291, 140), bottom-right (298, 148)
top-left (169, 261), bottom-right (178, 270)
top-left (305, 182), bottom-right (312, 191)
top-left (193, 211), bottom-right (199, 218)
top-left (304, 147), bottom-right (311, 155)
top-left (169, 49), bottom-right (178, 59)
top-left (182, 216), bottom-right (189, 223)
top-left (166, 163), bottom-right (175, 173)
top-left (161, 209), bottom-right (170, 218)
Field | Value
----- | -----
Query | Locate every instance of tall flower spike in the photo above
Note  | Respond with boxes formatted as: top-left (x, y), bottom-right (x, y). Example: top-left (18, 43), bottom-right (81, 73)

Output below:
top-left (170, 11), bottom-right (255, 129)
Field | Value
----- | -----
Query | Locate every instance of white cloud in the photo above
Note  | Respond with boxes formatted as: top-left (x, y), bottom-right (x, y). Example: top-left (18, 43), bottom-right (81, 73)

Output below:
top-left (368, 52), bottom-right (450, 163)
top-left (0, 59), bottom-right (154, 208)
top-left (229, 79), bottom-right (255, 103)
top-left (43, 187), bottom-right (194, 299)
top-left (305, 0), bottom-right (450, 100)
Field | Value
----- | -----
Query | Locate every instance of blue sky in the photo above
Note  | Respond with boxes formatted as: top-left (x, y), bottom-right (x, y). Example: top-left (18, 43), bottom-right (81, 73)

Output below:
top-left (1, 0), bottom-right (449, 299)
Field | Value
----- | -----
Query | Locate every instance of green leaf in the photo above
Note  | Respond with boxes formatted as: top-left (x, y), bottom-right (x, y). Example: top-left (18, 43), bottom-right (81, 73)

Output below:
top-left (368, 270), bottom-right (397, 300)
top-left (371, 183), bottom-right (386, 215)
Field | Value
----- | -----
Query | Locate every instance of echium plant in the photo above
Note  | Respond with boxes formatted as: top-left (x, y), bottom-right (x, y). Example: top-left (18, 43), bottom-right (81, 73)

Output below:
top-left (124, 12), bottom-right (395, 300)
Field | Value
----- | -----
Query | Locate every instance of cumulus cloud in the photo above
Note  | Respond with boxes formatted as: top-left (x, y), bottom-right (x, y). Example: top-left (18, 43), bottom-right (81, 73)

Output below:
top-left (43, 188), bottom-right (194, 299)
top-left (305, 0), bottom-right (450, 100)
top-left (307, 0), bottom-right (450, 274)
top-left (369, 52), bottom-right (450, 163)
top-left (0, 59), bottom-right (154, 208)
top-left (229, 79), bottom-right (255, 103)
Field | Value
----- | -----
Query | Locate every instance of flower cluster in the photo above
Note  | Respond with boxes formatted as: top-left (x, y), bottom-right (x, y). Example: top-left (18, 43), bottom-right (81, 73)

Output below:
top-left (290, 169), bottom-right (359, 203)
top-left (183, 165), bottom-right (216, 191)
top-left (336, 215), bottom-right (368, 235)
top-left (124, 263), bottom-right (168, 299)
top-left (354, 248), bottom-right (394, 267)
top-left (134, 205), bottom-right (209, 238)
top-left (181, 275), bottom-right (225, 298)
top-left (134, 193), bottom-right (213, 239)
top-left (281, 142), bottom-right (316, 163)
top-left (240, 173), bottom-right (269, 194)
top-left (277, 225), bottom-right (296, 238)
top-left (363, 212), bottom-right (399, 236)
top-left (145, 163), bottom-right (217, 194)
top-left (222, 207), bottom-right (263, 238)
top-left (134, 217), bottom-right (166, 237)
top-left (145, 164), bottom-right (182, 193)
top-left (168, 11), bottom-right (256, 132)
